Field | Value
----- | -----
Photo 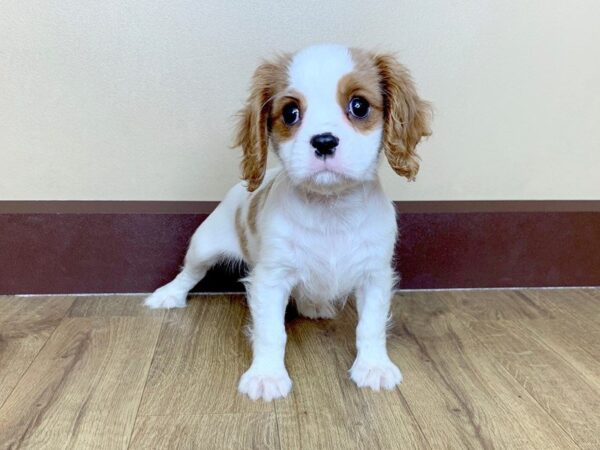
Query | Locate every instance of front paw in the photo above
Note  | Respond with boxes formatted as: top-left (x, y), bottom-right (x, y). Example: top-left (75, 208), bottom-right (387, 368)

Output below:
top-left (350, 357), bottom-right (403, 391)
top-left (144, 285), bottom-right (187, 309)
top-left (238, 366), bottom-right (292, 401)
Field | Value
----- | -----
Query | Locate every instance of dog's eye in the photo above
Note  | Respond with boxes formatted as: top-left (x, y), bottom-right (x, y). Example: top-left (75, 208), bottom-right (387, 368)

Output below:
top-left (282, 102), bottom-right (300, 126)
top-left (348, 96), bottom-right (370, 119)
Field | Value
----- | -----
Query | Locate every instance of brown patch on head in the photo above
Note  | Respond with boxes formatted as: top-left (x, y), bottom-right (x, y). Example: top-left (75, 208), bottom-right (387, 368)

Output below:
top-left (233, 54), bottom-right (291, 192)
top-left (338, 49), bottom-right (384, 133)
top-left (270, 90), bottom-right (306, 144)
top-left (366, 50), bottom-right (432, 181)
top-left (246, 176), bottom-right (276, 234)
top-left (235, 207), bottom-right (250, 262)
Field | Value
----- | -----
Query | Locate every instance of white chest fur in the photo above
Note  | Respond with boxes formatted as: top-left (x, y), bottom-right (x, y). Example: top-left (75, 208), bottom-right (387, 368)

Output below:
top-left (291, 225), bottom-right (375, 303)
top-left (258, 178), bottom-right (397, 305)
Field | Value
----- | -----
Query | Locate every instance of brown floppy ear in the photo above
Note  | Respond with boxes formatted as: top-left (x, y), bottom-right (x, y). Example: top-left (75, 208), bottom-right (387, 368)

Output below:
top-left (233, 60), bottom-right (285, 192)
top-left (374, 54), bottom-right (432, 181)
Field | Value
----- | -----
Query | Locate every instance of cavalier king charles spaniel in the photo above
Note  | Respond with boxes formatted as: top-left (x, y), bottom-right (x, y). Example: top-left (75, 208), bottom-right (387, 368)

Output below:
top-left (146, 44), bottom-right (431, 401)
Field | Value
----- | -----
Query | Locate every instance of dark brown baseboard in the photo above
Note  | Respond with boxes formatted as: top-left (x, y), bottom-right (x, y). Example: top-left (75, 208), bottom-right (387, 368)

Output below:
top-left (1, 201), bottom-right (599, 294)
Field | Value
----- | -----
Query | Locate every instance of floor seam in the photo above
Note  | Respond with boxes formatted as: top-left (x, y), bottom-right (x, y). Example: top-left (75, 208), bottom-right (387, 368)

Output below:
top-left (124, 309), bottom-right (166, 450)
top-left (0, 310), bottom-right (68, 412)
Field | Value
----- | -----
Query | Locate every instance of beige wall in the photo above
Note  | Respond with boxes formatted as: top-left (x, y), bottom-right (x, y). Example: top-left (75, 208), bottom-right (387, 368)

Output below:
top-left (1, 1), bottom-right (599, 201)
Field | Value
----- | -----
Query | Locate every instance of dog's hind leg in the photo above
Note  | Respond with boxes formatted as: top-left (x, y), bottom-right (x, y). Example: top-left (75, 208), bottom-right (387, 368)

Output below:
top-left (145, 185), bottom-right (247, 309)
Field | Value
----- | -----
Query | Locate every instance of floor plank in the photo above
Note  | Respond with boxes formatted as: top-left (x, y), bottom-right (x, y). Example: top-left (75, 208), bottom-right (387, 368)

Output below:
top-left (138, 295), bottom-right (271, 415)
top-left (524, 316), bottom-right (600, 391)
top-left (129, 413), bottom-right (279, 450)
top-left (522, 288), bottom-right (600, 325)
top-left (389, 292), bottom-right (577, 449)
top-left (68, 294), bottom-right (163, 318)
top-left (439, 289), bottom-right (555, 322)
top-left (0, 315), bottom-right (163, 449)
top-left (468, 320), bottom-right (600, 449)
top-left (0, 296), bottom-right (74, 407)
top-left (443, 290), bottom-right (600, 448)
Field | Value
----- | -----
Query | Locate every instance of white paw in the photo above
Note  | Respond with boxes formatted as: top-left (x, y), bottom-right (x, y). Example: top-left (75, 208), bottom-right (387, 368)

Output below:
top-left (350, 357), bottom-right (403, 391)
top-left (238, 366), bottom-right (292, 401)
top-left (296, 301), bottom-right (336, 319)
top-left (144, 285), bottom-right (187, 309)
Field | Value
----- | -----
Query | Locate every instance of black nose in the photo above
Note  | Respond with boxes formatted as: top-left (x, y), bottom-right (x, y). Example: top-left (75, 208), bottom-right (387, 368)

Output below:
top-left (310, 133), bottom-right (339, 158)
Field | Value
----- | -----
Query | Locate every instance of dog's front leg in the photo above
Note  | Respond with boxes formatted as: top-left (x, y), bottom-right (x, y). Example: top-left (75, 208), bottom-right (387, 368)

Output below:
top-left (350, 267), bottom-right (403, 391)
top-left (238, 268), bottom-right (292, 401)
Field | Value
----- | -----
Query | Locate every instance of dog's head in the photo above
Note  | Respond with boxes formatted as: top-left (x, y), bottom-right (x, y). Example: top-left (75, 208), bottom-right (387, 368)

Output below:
top-left (234, 44), bottom-right (431, 193)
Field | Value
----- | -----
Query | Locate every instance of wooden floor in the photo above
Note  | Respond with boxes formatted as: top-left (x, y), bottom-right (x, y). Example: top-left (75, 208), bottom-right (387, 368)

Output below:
top-left (1, 289), bottom-right (599, 449)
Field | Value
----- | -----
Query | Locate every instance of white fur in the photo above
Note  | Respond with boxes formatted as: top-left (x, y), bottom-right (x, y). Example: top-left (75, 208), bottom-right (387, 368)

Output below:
top-left (146, 44), bottom-right (403, 401)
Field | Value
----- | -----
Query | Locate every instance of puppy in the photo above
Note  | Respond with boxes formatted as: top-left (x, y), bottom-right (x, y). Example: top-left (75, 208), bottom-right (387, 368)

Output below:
top-left (145, 44), bottom-right (431, 401)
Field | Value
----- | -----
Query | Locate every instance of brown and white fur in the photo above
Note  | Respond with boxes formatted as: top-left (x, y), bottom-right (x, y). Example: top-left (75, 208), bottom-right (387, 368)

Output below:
top-left (145, 44), bottom-right (431, 401)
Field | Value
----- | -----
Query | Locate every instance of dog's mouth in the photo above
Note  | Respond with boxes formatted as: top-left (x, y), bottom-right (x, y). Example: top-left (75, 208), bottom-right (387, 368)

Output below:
top-left (298, 169), bottom-right (361, 196)
top-left (311, 170), bottom-right (343, 185)
top-left (310, 159), bottom-right (348, 178)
